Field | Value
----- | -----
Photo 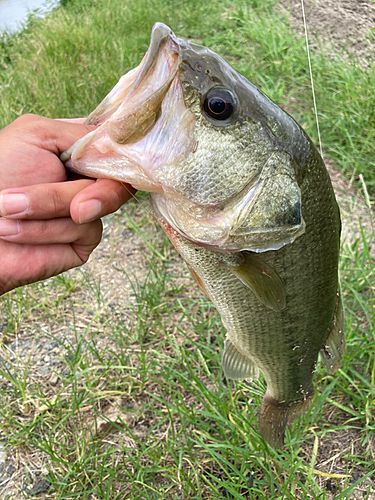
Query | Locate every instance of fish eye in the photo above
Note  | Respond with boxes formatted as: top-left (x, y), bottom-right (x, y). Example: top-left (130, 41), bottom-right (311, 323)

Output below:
top-left (203, 88), bottom-right (235, 121)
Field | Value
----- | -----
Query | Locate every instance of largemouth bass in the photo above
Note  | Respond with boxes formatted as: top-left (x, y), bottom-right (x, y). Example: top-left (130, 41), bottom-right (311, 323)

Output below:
top-left (61, 23), bottom-right (345, 447)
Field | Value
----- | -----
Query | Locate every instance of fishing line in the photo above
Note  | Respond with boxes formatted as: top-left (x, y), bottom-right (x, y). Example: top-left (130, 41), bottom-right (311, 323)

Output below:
top-left (118, 181), bottom-right (157, 225)
top-left (119, 181), bottom-right (150, 213)
top-left (301, 0), bottom-right (323, 159)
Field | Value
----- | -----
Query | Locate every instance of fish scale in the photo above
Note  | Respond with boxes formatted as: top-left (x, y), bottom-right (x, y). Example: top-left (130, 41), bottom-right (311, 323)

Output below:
top-left (159, 119), bottom-right (273, 205)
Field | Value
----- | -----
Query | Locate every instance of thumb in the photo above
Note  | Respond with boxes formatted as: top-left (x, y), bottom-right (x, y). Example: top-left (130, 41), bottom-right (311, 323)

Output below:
top-left (14, 114), bottom-right (95, 156)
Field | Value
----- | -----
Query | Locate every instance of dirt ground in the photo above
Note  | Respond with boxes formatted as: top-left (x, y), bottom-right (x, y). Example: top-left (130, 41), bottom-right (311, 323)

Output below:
top-left (279, 0), bottom-right (375, 68)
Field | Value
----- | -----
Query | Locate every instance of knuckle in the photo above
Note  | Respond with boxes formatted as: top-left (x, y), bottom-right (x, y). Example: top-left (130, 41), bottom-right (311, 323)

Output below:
top-left (13, 113), bottom-right (38, 127)
top-left (88, 219), bottom-right (103, 247)
top-left (48, 187), bottom-right (65, 214)
top-left (89, 219), bottom-right (103, 244)
top-left (16, 115), bottom-right (53, 147)
top-left (36, 219), bottom-right (50, 236)
top-left (114, 187), bottom-right (125, 208)
top-left (73, 220), bottom-right (102, 264)
top-left (14, 114), bottom-right (45, 134)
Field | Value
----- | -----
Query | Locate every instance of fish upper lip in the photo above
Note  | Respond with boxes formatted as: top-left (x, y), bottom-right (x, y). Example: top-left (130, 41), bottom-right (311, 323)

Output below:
top-left (126, 23), bottom-right (180, 102)
top-left (104, 25), bottom-right (181, 147)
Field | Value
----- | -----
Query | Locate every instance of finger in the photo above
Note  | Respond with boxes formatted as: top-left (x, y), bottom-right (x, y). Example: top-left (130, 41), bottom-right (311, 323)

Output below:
top-left (0, 220), bottom-right (102, 294)
top-left (0, 240), bottom-right (91, 295)
top-left (0, 216), bottom-right (102, 247)
top-left (0, 179), bottom-right (94, 219)
top-left (70, 178), bottom-right (137, 224)
top-left (11, 114), bottom-right (95, 155)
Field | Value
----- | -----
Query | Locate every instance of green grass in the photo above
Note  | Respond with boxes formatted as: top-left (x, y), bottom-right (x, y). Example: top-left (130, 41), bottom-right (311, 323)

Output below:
top-left (0, 0), bottom-right (374, 498)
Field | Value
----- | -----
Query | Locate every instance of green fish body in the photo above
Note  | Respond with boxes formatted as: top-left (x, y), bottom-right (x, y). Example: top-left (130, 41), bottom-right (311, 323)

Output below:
top-left (62, 23), bottom-right (344, 447)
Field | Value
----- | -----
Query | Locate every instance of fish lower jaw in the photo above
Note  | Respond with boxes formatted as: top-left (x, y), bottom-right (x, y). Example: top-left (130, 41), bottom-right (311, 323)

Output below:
top-left (163, 222), bottom-right (304, 254)
top-left (152, 193), bottom-right (306, 253)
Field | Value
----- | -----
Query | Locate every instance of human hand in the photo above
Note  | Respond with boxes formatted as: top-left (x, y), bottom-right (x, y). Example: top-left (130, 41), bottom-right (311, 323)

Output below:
top-left (0, 114), bottom-right (134, 296)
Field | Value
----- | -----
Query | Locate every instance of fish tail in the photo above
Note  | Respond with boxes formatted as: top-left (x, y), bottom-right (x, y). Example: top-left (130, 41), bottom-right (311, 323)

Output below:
top-left (259, 391), bottom-right (314, 448)
top-left (259, 392), bottom-right (289, 448)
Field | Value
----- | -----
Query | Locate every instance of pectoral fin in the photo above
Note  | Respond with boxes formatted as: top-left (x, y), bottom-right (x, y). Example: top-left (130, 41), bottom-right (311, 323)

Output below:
top-left (226, 252), bottom-right (286, 311)
top-left (320, 291), bottom-right (345, 374)
top-left (222, 337), bottom-right (259, 381)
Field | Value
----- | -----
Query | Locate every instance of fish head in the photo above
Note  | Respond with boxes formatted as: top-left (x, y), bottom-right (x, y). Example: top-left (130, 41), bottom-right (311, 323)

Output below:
top-left (62, 23), bottom-right (305, 252)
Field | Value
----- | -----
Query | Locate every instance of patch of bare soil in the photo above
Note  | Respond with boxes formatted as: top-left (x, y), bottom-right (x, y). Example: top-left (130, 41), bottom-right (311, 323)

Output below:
top-left (278, 0), bottom-right (375, 68)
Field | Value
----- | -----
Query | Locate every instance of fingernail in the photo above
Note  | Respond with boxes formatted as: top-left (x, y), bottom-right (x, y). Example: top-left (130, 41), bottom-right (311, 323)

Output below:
top-left (0, 193), bottom-right (29, 216)
top-left (0, 218), bottom-right (20, 236)
top-left (78, 199), bottom-right (102, 224)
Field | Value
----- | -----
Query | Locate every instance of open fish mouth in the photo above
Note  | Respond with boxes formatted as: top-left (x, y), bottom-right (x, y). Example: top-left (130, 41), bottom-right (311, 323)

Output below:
top-left (62, 23), bottom-right (197, 194)
top-left (62, 23), bottom-right (306, 253)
